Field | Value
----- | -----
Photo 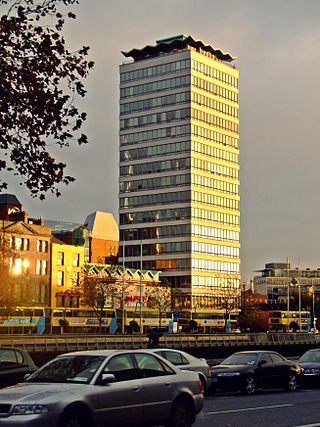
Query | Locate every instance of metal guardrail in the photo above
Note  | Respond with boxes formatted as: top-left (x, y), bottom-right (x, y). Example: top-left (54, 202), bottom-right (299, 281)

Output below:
top-left (0, 333), bottom-right (319, 353)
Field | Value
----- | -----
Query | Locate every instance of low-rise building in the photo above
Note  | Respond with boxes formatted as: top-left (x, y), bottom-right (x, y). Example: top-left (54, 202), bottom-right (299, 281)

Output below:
top-left (0, 194), bottom-right (51, 306)
top-left (84, 211), bottom-right (119, 264)
top-left (254, 262), bottom-right (320, 307)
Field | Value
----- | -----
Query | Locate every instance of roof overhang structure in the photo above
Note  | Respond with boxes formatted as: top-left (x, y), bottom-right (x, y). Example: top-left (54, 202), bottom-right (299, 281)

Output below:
top-left (122, 34), bottom-right (236, 63)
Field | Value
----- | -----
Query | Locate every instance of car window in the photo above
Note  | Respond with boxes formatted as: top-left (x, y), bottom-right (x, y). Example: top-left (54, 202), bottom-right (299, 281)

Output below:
top-left (135, 353), bottom-right (174, 378)
top-left (103, 354), bottom-right (137, 382)
top-left (0, 349), bottom-right (24, 370)
top-left (26, 356), bottom-right (105, 384)
top-left (163, 351), bottom-right (189, 366)
top-left (299, 351), bottom-right (320, 363)
top-left (270, 353), bottom-right (285, 363)
top-left (258, 353), bottom-right (273, 364)
top-left (222, 353), bottom-right (258, 365)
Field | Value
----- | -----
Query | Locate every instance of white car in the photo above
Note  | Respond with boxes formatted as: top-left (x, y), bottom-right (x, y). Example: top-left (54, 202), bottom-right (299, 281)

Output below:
top-left (150, 348), bottom-right (211, 390)
top-left (0, 349), bottom-right (203, 427)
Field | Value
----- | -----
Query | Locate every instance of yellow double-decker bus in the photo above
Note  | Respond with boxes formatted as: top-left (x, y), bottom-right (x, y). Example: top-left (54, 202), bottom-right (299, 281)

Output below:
top-left (177, 309), bottom-right (239, 333)
top-left (268, 310), bottom-right (311, 332)
top-left (0, 307), bottom-right (48, 335)
top-left (117, 308), bottom-right (173, 333)
top-left (51, 308), bottom-right (116, 334)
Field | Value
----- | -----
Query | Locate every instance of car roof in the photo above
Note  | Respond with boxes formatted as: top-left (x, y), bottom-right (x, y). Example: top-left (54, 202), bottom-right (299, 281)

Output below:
top-left (0, 347), bottom-right (28, 352)
top-left (235, 350), bottom-right (278, 355)
top-left (151, 348), bottom-right (185, 353)
top-left (58, 349), bottom-right (172, 358)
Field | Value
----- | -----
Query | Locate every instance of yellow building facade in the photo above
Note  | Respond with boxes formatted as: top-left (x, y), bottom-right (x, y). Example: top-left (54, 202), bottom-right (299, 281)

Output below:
top-left (50, 237), bottom-right (84, 310)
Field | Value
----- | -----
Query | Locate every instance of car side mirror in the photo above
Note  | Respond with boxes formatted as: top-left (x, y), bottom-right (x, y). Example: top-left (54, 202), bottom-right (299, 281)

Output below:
top-left (100, 373), bottom-right (116, 385)
top-left (258, 360), bottom-right (267, 367)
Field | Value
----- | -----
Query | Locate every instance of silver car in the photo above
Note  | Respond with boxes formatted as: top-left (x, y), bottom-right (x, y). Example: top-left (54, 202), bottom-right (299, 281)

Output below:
top-left (0, 349), bottom-right (203, 427)
top-left (150, 349), bottom-right (211, 390)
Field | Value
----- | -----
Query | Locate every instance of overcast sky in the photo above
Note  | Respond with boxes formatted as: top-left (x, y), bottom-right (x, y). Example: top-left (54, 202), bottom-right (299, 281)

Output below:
top-left (5, 0), bottom-right (320, 281)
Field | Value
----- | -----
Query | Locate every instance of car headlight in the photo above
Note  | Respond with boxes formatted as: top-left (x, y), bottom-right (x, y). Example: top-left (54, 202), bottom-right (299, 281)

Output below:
top-left (12, 405), bottom-right (48, 415)
top-left (217, 372), bottom-right (241, 377)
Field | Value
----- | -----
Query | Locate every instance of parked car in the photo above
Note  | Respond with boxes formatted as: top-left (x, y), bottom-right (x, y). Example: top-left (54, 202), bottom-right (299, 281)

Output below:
top-left (149, 348), bottom-right (211, 390)
top-left (298, 348), bottom-right (320, 386)
top-left (209, 350), bottom-right (301, 395)
top-left (0, 349), bottom-right (203, 427)
top-left (0, 347), bottom-right (37, 388)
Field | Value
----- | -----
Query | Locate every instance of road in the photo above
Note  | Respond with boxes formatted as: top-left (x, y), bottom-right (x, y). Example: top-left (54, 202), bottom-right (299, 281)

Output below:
top-left (194, 389), bottom-right (320, 427)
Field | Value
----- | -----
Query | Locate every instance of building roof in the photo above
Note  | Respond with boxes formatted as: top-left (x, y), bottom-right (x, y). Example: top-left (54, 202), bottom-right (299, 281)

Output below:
top-left (45, 220), bottom-right (84, 233)
top-left (0, 193), bottom-right (21, 206)
top-left (122, 34), bottom-right (236, 62)
top-left (84, 211), bottom-right (119, 241)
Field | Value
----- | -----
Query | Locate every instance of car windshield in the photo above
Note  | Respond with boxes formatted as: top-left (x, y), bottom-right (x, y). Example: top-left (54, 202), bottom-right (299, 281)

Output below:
top-left (221, 353), bottom-right (258, 365)
top-left (299, 351), bottom-right (320, 363)
top-left (26, 355), bottom-right (105, 384)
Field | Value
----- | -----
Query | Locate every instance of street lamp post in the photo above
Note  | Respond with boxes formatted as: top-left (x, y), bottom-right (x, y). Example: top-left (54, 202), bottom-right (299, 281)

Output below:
top-left (298, 281), bottom-right (301, 332)
top-left (121, 241), bottom-right (126, 334)
top-left (309, 286), bottom-right (316, 330)
top-left (313, 289), bottom-right (316, 330)
top-left (139, 240), bottom-right (143, 334)
top-left (290, 277), bottom-right (300, 331)
top-left (286, 259), bottom-right (290, 331)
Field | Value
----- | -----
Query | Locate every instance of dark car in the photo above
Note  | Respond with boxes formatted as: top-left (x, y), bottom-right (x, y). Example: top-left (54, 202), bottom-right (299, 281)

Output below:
top-left (209, 350), bottom-right (301, 395)
top-left (0, 347), bottom-right (37, 388)
top-left (298, 348), bottom-right (320, 387)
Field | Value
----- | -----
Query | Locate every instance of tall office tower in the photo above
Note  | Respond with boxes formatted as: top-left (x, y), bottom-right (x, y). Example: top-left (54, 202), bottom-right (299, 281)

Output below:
top-left (119, 35), bottom-right (240, 309)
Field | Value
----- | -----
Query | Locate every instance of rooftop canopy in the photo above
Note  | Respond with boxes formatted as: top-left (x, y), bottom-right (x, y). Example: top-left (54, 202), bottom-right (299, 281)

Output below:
top-left (122, 34), bottom-right (236, 62)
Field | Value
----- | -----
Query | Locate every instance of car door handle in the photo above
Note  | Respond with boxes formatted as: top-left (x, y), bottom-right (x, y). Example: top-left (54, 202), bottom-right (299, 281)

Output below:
top-left (132, 385), bottom-right (141, 392)
top-left (165, 382), bottom-right (172, 387)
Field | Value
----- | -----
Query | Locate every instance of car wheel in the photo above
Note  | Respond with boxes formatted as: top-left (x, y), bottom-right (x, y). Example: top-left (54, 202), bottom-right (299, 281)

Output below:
top-left (59, 410), bottom-right (90, 427)
top-left (165, 398), bottom-right (194, 427)
top-left (242, 375), bottom-right (256, 395)
top-left (287, 373), bottom-right (297, 391)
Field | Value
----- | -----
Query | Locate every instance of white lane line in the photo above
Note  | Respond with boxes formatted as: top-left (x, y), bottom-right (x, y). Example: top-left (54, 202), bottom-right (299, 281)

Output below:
top-left (207, 403), bottom-right (293, 415)
top-left (294, 424), bottom-right (320, 427)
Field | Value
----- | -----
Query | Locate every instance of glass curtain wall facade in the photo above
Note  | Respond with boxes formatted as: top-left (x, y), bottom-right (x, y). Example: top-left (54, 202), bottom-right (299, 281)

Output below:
top-left (119, 35), bottom-right (240, 309)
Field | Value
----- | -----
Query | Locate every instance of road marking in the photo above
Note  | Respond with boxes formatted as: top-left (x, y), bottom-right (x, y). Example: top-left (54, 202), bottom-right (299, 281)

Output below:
top-left (207, 403), bottom-right (293, 415)
top-left (294, 424), bottom-right (320, 427)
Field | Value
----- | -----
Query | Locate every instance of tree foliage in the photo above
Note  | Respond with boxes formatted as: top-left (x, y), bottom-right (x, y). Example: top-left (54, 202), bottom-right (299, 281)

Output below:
top-left (0, 0), bottom-right (94, 198)
top-left (75, 265), bottom-right (121, 332)
top-left (219, 280), bottom-right (240, 331)
top-left (145, 280), bottom-right (172, 330)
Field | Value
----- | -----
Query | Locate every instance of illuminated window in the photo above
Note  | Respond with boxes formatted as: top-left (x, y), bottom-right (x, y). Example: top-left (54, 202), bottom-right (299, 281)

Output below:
top-left (72, 272), bottom-right (80, 285)
top-left (41, 260), bottom-right (47, 275)
top-left (57, 252), bottom-right (64, 266)
top-left (15, 238), bottom-right (22, 250)
top-left (23, 239), bottom-right (30, 251)
top-left (36, 260), bottom-right (41, 275)
top-left (57, 271), bottom-right (64, 286)
top-left (73, 253), bottom-right (80, 267)
top-left (37, 240), bottom-right (48, 253)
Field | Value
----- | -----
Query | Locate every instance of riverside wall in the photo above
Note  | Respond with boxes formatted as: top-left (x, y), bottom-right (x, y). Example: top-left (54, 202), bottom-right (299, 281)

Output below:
top-left (1, 333), bottom-right (319, 366)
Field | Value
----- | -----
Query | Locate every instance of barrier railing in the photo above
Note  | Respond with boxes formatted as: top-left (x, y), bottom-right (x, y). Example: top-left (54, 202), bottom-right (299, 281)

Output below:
top-left (0, 333), bottom-right (319, 353)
